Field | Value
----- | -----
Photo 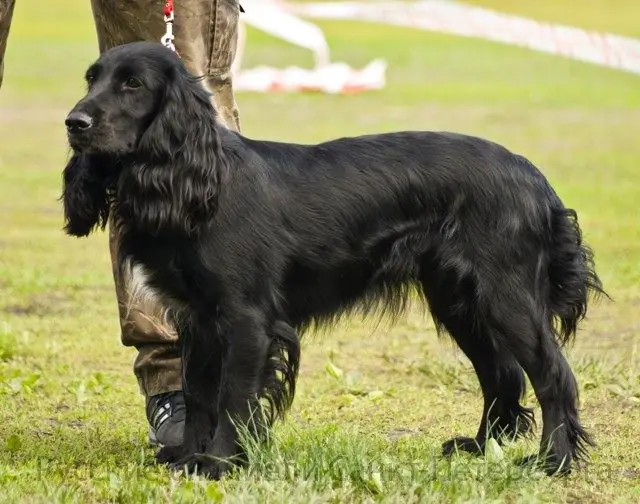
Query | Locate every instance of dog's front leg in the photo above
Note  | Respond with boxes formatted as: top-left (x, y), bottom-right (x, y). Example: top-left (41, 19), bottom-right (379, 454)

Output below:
top-left (155, 320), bottom-right (223, 469)
top-left (166, 308), bottom-right (270, 480)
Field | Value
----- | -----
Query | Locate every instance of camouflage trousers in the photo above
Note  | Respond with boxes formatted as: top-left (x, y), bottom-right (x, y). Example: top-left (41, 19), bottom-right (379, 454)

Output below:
top-left (0, 0), bottom-right (242, 396)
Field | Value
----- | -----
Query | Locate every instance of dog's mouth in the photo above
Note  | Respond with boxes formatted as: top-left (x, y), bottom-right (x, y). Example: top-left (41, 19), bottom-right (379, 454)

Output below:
top-left (67, 129), bottom-right (137, 157)
top-left (67, 129), bottom-right (96, 152)
top-left (67, 132), bottom-right (115, 156)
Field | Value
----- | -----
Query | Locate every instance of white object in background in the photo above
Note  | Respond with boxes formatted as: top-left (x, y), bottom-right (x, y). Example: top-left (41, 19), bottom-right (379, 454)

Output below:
top-left (284, 0), bottom-right (640, 76)
top-left (234, 59), bottom-right (387, 94)
top-left (232, 0), bottom-right (387, 94)
top-left (239, 0), bottom-right (330, 68)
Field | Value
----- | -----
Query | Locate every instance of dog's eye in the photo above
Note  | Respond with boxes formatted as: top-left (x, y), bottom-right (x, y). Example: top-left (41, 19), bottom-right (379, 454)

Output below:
top-left (123, 77), bottom-right (143, 90)
top-left (85, 74), bottom-right (95, 87)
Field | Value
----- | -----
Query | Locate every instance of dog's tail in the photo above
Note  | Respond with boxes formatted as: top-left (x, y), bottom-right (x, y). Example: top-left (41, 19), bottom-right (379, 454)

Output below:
top-left (546, 207), bottom-right (605, 346)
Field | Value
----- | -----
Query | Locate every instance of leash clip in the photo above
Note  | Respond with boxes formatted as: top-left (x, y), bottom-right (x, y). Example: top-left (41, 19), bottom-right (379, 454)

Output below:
top-left (161, 2), bottom-right (176, 52)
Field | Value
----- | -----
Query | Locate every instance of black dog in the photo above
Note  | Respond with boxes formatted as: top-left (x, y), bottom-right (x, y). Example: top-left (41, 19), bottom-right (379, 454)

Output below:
top-left (61, 41), bottom-right (603, 479)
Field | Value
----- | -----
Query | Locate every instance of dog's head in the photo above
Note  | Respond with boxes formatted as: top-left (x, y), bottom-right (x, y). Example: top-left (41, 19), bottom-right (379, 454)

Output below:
top-left (65, 41), bottom-right (215, 157)
top-left (62, 42), bottom-right (227, 239)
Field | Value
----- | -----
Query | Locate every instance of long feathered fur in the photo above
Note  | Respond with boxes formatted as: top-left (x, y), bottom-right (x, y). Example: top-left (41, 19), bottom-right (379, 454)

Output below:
top-left (61, 153), bottom-right (114, 237)
top-left (61, 42), bottom-right (604, 479)
top-left (547, 207), bottom-right (605, 346)
top-left (116, 73), bottom-right (228, 239)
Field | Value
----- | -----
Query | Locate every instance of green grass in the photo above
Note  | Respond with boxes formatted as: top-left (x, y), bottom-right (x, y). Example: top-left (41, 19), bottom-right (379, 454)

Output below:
top-left (1, 1), bottom-right (639, 502)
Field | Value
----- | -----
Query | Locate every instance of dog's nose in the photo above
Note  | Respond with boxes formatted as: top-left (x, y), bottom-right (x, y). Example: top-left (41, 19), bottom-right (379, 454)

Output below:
top-left (65, 112), bottom-right (93, 133)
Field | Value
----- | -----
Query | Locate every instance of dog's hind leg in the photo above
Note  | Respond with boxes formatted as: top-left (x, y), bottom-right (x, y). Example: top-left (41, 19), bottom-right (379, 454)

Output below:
top-left (442, 348), bottom-right (533, 457)
top-left (486, 293), bottom-right (592, 475)
top-left (419, 268), bottom-right (534, 457)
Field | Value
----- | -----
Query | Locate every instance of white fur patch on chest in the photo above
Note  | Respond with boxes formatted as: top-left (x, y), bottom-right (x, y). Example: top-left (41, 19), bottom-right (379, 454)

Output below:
top-left (121, 258), bottom-right (185, 338)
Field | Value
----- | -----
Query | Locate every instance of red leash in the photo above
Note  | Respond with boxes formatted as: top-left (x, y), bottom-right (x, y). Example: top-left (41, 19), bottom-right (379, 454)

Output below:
top-left (161, 0), bottom-right (178, 55)
top-left (163, 0), bottom-right (174, 18)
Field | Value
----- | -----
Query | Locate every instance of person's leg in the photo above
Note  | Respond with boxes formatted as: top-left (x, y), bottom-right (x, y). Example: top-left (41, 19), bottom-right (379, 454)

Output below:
top-left (174, 0), bottom-right (241, 132)
top-left (107, 223), bottom-right (185, 446)
top-left (0, 0), bottom-right (16, 89)
top-left (201, 0), bottom-right (241, 132)
top-left (90, 0), bottom-right (242, 445)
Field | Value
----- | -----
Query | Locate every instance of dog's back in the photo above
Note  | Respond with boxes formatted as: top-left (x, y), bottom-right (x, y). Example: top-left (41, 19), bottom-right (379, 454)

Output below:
top-left (240, 130), bottom-right (554, 225)
top-left (237, 130), bottom-right (559, 275)
top-left (231, 130), bottom-right (582, 329)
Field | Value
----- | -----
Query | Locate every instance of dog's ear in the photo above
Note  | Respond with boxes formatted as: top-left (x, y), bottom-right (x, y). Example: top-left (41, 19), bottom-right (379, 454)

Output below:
top-left (61, 153), bottom-right (112, 237)
top-left (127, 70), bottom-right (227, 238)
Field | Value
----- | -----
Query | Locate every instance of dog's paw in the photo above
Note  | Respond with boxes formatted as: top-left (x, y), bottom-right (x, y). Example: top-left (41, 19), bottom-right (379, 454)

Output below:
top-left (515, 453), bottom-right (572, 477)
top-left (156, 445), bottom-right (189, 465)
top-left (169, 453), bottom-right (232, 480)
top-left (442, 436), bottom-right (484, 457)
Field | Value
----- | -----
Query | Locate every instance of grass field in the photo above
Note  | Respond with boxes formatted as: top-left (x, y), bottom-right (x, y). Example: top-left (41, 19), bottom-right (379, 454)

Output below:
top-left (1, 1), bottom-right (639, 502)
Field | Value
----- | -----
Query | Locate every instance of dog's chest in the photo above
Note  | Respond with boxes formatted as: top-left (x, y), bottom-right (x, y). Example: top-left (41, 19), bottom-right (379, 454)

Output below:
top-left (119, 241), bottom-right (200, 330)
top-left (120, 258), bottom-right (187, 331)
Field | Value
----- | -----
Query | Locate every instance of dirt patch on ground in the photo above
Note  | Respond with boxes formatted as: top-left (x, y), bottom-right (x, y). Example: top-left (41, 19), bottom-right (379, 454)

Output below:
top-left (2, 292), bottom-right (72, 317)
